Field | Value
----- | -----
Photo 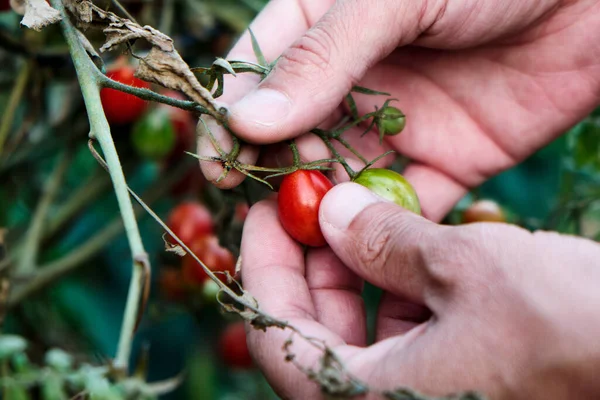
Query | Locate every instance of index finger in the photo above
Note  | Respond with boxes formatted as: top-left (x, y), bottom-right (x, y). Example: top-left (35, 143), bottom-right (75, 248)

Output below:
top-left (198, 0), bottom-right (320, 188)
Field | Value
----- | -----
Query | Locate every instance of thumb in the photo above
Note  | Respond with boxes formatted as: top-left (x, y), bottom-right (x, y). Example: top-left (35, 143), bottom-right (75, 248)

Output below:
top-left (319, 182), bottom-right (444, 303)
top-left (228, 1), bottom-right (434, 144)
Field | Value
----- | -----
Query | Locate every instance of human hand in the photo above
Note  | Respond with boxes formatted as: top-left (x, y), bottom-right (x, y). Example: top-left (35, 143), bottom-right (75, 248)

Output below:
top-left (241, 182), bottom-right (600, 399)
top-left (198, 0), bottom-right (600, 221)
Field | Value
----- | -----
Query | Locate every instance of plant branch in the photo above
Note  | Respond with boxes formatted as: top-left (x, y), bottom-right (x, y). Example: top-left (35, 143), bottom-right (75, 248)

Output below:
top-left (0, 60), bottom-right (32, 156)
top-left (17, 151), bottom-right (71, 274)
top-left (50, 0), bottom-right (149, 371)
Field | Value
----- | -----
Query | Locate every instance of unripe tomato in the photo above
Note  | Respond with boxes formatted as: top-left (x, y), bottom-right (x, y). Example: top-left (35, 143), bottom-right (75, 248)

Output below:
top-left (100, 65), bottom-right (150, 124)
top-left (277, 170), bottom-right (333, 247)
top-left (218, 322), bottom-right (253, 369)
top-left (354, 168), bottom-right (421, 214)
top-left (378, 106), bottom-right (406, 136)
top-left (182, 235), bottom-right (235, 285)
top-left (167, 202), bottom-right (214, 246)
top-left (158, 268), bottom-right (186, 302)
top-left (462, 199), bottom-right (506, 224)
top-left (131, 108), bottom-right (176, 160)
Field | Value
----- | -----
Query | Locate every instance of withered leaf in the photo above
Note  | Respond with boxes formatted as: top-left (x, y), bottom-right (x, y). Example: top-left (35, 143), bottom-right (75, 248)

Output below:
top-left (68, 0), bottom-right (220, 114)
top-left (14, 0), bottom-right (62, 31)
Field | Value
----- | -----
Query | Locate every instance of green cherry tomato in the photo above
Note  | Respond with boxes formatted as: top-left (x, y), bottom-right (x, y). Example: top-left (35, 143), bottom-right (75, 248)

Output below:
top-left (354, 168), bottom-right (421, 214)
top-left (379, 106), bottom-right (406, 136)
top-left (131, 109), bottom-right (176, 160)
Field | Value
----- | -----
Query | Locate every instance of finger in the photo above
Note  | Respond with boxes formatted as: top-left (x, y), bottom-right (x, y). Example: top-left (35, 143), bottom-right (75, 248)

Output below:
top-left (241, 200), bottom-right (359, 398)
top-left (319, 182), bottom-right (447, 305)
top-left (305, 246), bottom-right (366, 346)
top-left (197, 118), bottom-right (260, 189)
top-left (198, 0), bottom-right (329, 187)
top-left (229, 1), bottom-right (439, 144)
top-left (402, 163), bottom-right (467, 222)
top-left (375, 292), bottom-right (431, 342)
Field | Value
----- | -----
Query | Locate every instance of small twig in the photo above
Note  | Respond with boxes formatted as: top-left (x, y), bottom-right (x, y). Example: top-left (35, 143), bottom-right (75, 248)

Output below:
top-left (0, 60), bottom-right (33, 156)
top-left (111, 0), bottom-right (138, 23)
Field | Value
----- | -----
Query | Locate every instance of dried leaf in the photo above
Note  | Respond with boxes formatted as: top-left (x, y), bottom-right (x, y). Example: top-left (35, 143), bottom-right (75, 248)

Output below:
top-left (18, 0), bottom-right (62, 31)
top-left (162, 234), bottom-right (186, 257)
top-left (69, 0), bottom-right (220, 113)
top-left (234, 254), bottom-right (242, 275)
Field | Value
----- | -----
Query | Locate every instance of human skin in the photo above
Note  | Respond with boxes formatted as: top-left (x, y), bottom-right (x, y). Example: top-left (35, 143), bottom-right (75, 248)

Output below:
top-left (198, 0), bottom-right (600, 398)
top-left (241, 183), bottom-right (600, 399)
top-left (197, 0), bottom-right (600, 222)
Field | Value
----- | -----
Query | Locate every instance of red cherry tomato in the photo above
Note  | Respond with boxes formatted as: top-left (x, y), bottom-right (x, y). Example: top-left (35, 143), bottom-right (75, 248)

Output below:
top-left (277, 170), bottom-right (333, 247)
top-left (182, 235), bottom-right (235, 285)
top-left (158, 268), bottom-right (186, 302)
top-left (234, 203), bottom-right (250, 223)
top-left (167, 202), bottom-right (214, 246)
top-left (100, 65), bottom-right (150, 124)
top-left (218, 322), bottom-right (253, 369)
top-left (462, 200), bottom-right (506, 224)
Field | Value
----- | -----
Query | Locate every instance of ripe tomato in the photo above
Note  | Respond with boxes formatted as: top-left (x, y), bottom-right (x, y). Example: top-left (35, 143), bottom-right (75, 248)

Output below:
top-left (158, 268), bottom-right (186, 302)
top-left (462, 200), bottom-right (506, 224)
top-left (378, 106), bottom-right (406, 136)
top-left (100, 65), bottom-right (150, 125)
top-left (131, 108), bottom-right (176, 160)
top-left (218, 322), bottom-right (253, 369)
top-left (234, 202), bottom-right (249, 223)
top-left (354, 168), bottom-right (421, 214)
top-left (182, 235), bottom-right (235, 285)
top-left (278, 170), bottom-right (333, 247)
top-left (167, 202), bottom-right (214, 246)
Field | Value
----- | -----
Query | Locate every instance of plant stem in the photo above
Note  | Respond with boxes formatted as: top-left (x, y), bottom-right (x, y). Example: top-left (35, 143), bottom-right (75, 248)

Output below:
top-left (0, 60), bottom-right (32, 156)
top-left (50, 0), bottom-right (148, 371)
top-left (312, 129), bottom-right (357, 180)
top-left (17, 151), bottom-right (71, 274)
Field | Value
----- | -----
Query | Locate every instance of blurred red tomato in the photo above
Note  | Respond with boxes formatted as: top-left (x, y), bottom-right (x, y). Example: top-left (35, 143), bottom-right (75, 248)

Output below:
top-left (234, 203), bottom-right (250, 222)
top-left (167, 202), bottom-right (214, 246)
top-left (158, 268), bottom-right (186, 302)
top-left (218, 322), bottom-right (253, 369)
top-left (100, 65), bottom-right (150, 124)
top-left (182, 235), bottom-right (235, 285)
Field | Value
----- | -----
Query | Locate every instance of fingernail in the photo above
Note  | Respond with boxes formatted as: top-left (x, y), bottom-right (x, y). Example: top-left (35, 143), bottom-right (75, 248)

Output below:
top-left (320, 183), bottom-right (384, 230)
top-left (231, 88), bottom-right (292, 126)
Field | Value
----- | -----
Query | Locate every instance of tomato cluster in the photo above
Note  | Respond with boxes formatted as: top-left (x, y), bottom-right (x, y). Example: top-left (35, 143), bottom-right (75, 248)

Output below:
top-left (158, 200), bottom-right (253, 369)
top-left (277, 168), bottom-right (421, 247)
top-left (99, 60), bottom-right (197, 165)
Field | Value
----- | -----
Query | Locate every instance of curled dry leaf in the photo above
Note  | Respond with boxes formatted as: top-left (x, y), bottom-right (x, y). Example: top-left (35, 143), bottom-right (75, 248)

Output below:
top-left (67, 0), bottom-right (221, 114)
top-left (12, 0), bottom-right (62, 31)
top-left (162, 234), bottom-right (186, 257)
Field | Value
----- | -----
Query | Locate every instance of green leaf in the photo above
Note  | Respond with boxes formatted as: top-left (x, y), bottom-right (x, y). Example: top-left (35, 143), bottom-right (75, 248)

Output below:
top-left (568, 121), bottom-right (600, 171)
top-left (249, 28), bottom-right (267, 67)
top-left (0, 335), bottom-right (27, 361)
top-left (4, 381), bottom-right (30, 400)
top-left (351, 86), bottom-right (391, 96)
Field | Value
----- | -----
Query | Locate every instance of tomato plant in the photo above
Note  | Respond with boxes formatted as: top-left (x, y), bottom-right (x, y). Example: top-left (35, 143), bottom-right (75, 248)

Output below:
top-left (100, 65), bottom-right (150, 125)
top-left (378, 106), bottom-right (406, 136)
top-left (167, 202), bottom-right (214, 246)
top-left (182, 235), bottom-right (235, 285)
top-left (354, 168), bottom-right (421, 214)
top-left (131, 108), bottom-right (176, 160)
top-left (218, 322), bottom-right (253, 369)
top-left (277, 170), bottom-right (333, 247)
top-left (462, 199), bottom-right (506, 224)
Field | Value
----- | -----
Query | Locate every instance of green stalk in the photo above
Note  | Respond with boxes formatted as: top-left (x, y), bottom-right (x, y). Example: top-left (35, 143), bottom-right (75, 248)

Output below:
top-left (50, 0), bottom-right (148, 371)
